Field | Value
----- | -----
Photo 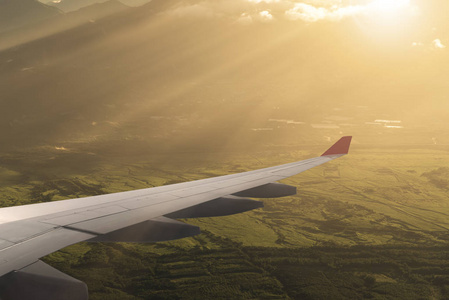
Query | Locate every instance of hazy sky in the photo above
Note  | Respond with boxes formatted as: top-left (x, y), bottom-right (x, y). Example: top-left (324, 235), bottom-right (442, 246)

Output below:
top-left (130, 0), bottom-right (445, 51)
top-left (164, 0), bottom-right (442, 46)
top-left (37, 0), bottom-right (446, 50)
top-left (2, 0), bottom-right (449, 149)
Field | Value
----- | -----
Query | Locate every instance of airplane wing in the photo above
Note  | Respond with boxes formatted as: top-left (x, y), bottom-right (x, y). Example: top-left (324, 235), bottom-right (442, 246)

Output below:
top-left (0, 136), bottom-right (352, 300)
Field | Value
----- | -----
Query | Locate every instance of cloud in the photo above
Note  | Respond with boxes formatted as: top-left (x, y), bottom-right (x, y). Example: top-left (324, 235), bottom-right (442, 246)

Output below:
top-left (247, 0), bottom-right (280, 3)
top-left (432, 39), bottom-right (446, 49)
top-left (284, 0), bottom-right (416, 22)
top-left (163, 0), bottom-right (418, 24)
top-left (411, 40), bottom-right (447, 51)
top-left (259, 10), bottom-right (274, 22)
top-left (285, 3), bottom-right (327, 22)
top-left (237, 12), bottom-right (253, 24)
top-left (165, 0), bottom-right (280, 23)
top-left (54, 146), bottom-right (68, 151)
top-left (166, 3), bottom-right (217, 18)
top-left (285, 3), bottom-right (366, 22)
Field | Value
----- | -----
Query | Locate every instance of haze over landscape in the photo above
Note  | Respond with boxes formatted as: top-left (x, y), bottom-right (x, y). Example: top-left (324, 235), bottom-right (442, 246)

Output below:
top-left (2, 0), bottom-right (449, 298)
top-left (1, 0), bottom-right (449, 153)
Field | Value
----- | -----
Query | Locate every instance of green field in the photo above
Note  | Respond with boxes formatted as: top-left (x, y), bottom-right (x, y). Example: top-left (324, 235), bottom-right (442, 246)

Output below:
top-left (1, 144), bottom-right (449, 299)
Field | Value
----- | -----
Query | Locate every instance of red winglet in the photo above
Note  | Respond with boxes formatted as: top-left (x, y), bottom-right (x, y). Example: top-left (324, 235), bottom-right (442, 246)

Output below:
top-left (321, 136), bottom-right (352, 156)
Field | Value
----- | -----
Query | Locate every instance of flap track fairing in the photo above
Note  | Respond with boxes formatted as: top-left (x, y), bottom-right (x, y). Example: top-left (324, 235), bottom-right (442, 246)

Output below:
top-left (88, 216), bottom-right (200, 243)
top-left (166, 196), bottom-right (263, 219)
top-left (0, 260), bottom-right (88, 300)
top-left (233, 183), bottom-right (296, 198)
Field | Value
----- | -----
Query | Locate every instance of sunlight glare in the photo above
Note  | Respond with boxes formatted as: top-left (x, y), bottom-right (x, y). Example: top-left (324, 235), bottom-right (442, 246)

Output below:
top-left (357, 0), bottom-right (415, 38)
top-left (368, 0), bottom-right (410, 16)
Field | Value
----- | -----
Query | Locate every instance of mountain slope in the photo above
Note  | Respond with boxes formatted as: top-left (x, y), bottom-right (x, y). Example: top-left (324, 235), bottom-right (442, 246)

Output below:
top-left (46, 0), bottom-right (108, 12)
top-left (0, 0), bottom-right (62, 33)
top-left (71, 0), bottom-right (129, 20)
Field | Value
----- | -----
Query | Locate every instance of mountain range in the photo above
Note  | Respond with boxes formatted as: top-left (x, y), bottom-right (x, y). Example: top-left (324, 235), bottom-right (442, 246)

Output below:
top-left (0, 0), bottom-right (61, 34)
top-left (0, 0), bottom-right (134, 50)
top-left (44, 0), bottom-right (150, 12)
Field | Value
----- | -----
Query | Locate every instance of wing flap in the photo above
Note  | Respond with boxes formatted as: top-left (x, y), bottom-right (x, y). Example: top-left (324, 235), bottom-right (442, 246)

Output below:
top-left (65, 205), bottom-right (161, 235)
top-left (0, 228), bottom-right (94, 277)
top-left (0, 240), bottom-right (13, 251)
top-left (0, 220), bottom-right (57, 243)
top-left (89, 216), bottom-right (200, 242)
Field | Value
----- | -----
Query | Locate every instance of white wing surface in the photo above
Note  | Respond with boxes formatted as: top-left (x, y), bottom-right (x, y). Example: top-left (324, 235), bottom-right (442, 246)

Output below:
top-left (0, 136), bottom-right (352, 300)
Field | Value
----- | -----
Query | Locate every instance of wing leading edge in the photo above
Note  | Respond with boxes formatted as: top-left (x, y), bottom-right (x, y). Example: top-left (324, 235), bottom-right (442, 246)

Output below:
top-left (0, 136), bottom-right (352, 300)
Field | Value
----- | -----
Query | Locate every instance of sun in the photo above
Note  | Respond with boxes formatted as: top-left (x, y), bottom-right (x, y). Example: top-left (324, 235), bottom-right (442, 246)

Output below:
top-left (356, 0), bottom-right (415, 36)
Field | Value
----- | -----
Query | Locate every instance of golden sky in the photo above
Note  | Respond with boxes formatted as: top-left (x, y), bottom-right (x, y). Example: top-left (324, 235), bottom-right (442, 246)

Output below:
top-left (2, 0), bottom-right (449, 148)
top-left (158, 0), bottom-right (445, 50)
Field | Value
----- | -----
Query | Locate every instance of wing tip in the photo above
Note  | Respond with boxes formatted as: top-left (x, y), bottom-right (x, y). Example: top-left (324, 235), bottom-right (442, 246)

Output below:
top-left (321, 136), bottom-right (352, 156)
